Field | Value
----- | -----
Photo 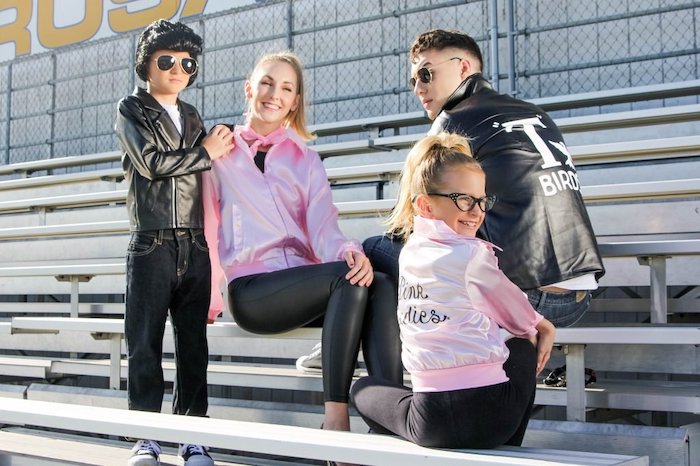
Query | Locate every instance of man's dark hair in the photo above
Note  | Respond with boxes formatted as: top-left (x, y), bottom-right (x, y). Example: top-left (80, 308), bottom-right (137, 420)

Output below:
top-left (134, 19), bottom-right (203, 87)
top-left (409, 29), bottom-right (483, 71)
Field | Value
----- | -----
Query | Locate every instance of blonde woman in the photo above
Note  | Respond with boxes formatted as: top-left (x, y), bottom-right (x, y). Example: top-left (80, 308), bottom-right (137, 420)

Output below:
top-left (203, 52), bottom-right (402, 442)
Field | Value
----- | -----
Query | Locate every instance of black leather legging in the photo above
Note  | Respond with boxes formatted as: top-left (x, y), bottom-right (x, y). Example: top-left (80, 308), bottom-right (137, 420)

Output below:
top-left (351, 338), bottom-right (537, 448)
top-left (228, 261), bottom-right (402, 403)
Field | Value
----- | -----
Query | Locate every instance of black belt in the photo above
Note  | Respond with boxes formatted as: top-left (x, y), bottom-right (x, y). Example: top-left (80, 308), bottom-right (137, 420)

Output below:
top-left (157, 228), bottom-right (203, 240)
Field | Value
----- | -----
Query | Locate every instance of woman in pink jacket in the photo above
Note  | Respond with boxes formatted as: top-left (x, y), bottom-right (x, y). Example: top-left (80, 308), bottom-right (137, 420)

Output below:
top-left (203, 51), bottom-right (402, 439)
top-left (351, 133), bottom-right (555, 449)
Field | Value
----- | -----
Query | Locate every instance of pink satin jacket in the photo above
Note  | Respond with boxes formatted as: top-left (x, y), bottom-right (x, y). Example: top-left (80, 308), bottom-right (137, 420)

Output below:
top-left (203, 126), bottom-right (361, 320)
top-left (399, 216), bottom-right (543, 392)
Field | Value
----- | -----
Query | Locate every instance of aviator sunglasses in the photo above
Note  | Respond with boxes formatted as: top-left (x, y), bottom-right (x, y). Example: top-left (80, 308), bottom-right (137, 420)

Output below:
top-left (154, 55), bottom-right (198, 75)
top-left (427, 192), bottom-right (497, 213)
top-left (409, 57), bottom-right (463, 88)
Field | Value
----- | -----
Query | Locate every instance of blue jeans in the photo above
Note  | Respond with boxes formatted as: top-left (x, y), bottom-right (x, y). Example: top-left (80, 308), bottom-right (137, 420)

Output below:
top-left (525, 289), bottom-right (591, 328)
top-left (362, 234), bottom-right (403, 285)
top-left (125, 229), bottom-right (210, 416)
top-left (364, 234), bottom-right (591, 328)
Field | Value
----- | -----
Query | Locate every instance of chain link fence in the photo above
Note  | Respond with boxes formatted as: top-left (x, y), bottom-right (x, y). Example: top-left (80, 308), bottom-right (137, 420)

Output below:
top-left (513, 0), bottom-right (700, 104)
top-left (1, 0), bottom-right (698, 165)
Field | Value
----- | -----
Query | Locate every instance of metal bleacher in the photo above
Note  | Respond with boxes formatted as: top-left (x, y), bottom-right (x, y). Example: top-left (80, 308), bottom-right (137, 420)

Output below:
top-left (0, 80), bottom-right (699, 465)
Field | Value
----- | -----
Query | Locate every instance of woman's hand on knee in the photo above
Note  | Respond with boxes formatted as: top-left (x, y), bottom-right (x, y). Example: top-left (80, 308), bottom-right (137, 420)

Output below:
top-left (533, 318), bottom-right (556, 375)
top-left (344, 251), bottom-right (374, 287)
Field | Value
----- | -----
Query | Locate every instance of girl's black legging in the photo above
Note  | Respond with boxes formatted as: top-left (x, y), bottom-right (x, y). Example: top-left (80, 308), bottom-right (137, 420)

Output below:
top-left (228, 261), bottom-right (402, 403)
top-left (351, 337), bottom-right (537, 448)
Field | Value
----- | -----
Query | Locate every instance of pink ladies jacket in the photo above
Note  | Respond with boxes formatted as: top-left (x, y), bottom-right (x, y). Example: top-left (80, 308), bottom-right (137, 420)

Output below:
top-left (399, 216), bottom-right (544, 392)
top-left (203, 126), bottom-right (362, 321)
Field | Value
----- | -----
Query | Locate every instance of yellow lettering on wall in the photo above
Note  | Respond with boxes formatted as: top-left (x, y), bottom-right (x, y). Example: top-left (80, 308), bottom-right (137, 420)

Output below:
top-left (37, 0), bottom-right (101, 49)
top-left (109, 0), bottom-right (180, 33)
top-left (181, 0), bottom-right (208, 18)
top-left (0, 0), bottom-right (32, 57)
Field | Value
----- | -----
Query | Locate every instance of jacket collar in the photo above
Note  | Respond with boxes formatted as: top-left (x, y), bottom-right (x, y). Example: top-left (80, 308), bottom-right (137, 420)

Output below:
top-left (133, 86), bottom-right (164, 111)
top-left (133, 87), bottom-right (200, 150)
top-left (413, 216), bottom-right (501, 251)
top-left (441, 73), bottom-right (493, 113)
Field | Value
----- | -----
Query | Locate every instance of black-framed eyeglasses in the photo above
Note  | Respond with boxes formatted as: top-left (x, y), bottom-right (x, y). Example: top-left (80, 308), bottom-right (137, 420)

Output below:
top-left (409, 57), bottom-right (463, 88)
top-left (154, 55), bottom-right (198, 75)
top-left (427, 192), bottom-right (496, 212)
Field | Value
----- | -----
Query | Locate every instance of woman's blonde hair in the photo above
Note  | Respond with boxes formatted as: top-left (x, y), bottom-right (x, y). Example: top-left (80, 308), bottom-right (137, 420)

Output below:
top-left (386, 132), bottom-right (482, 240)
top-left (246, 51), bottom-right (315, 141)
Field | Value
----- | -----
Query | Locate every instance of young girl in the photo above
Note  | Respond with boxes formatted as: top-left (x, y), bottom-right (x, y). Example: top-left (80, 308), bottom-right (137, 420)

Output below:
top-left (202, 51), bottom-right (403, 438)
top-left (351, 133), bottom-right (555, 449)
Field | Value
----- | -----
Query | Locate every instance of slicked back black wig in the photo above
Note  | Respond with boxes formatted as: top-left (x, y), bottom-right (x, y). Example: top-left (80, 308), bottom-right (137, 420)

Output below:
top-left (134, 19), bottom-right (203, 87)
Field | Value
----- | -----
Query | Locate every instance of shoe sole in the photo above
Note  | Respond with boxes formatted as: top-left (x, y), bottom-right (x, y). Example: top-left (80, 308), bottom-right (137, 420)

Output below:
top-left (296, 362), bottom-right (361, 377)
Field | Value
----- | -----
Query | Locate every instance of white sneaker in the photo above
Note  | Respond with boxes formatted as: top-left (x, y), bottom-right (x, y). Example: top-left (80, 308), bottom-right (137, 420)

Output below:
top-left (296, 342), bottom-right (323, 373)
top-left (296, 342), bottom-right (360, 376)
top-left (179, 443), bottom-right (214, 466)
top-left (128, 439), bottom-right (161, 466)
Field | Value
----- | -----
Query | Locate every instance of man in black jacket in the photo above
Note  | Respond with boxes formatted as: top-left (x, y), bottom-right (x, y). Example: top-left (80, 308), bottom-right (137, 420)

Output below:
top-left (114, 19), bottom-right (232, 466)
top-left (363, 29), bottom-right (604, 328)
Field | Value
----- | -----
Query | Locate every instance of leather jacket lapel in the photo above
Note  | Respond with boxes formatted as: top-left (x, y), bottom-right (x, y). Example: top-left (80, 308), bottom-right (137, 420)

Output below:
top-left (134, 88), bottom-right (183, 151)
top-left (156, 111), bottom-right (182, 150)
top-left (181, 104), bottom-right (203, 148)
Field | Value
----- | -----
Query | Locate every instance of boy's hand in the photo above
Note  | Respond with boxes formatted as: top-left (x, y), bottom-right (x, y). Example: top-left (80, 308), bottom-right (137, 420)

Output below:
top-left (202, 125), bottom-right (234, 160)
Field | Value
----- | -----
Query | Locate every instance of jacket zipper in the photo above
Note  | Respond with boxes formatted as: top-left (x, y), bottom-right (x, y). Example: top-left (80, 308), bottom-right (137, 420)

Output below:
top-left (171, 177), bottom-right (177, 228)
top-left (172, 128), bottom-right (201, 229)
top-left (192, 129), bottom-right (203, 143)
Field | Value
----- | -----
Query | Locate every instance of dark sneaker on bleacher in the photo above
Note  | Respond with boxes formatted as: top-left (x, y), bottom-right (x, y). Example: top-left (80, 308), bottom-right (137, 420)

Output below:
top-left (128, 439), bottom-right (161, 466)
top-left (179, 443), bottom-right (214, 466)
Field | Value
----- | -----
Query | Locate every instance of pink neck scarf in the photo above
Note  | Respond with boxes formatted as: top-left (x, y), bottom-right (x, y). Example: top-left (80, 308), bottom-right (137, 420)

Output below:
top-left (239, 126), bottom-right (288, 154)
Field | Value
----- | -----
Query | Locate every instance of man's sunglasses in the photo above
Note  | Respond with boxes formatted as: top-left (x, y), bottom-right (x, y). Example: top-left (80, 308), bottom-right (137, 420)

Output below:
top-left (409, 57), bottom-right (463, 88)
top-left (427, 192), bottom-right (497, 213)
top-left (154, 55), bottom-right (198, 75)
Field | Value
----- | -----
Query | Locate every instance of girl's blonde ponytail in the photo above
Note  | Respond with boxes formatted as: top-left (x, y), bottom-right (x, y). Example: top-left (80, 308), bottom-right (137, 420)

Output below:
top-left (385, 132), bottom-right (477, 240)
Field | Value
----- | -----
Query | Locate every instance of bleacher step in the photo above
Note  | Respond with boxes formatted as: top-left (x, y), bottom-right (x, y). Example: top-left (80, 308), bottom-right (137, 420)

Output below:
top-left (525, 419), bottom-right (698, 466)
top-left (0, 355), bottom-right (52, 378)
top-left (0, 427), bottom-right (309, 465)
top-left (23, 383), bottom-right (369, 432)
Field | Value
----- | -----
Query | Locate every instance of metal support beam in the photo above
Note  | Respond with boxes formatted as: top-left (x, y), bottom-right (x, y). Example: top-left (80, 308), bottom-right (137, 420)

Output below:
top-left (3, 63), bottom-right (12, 166)
top-left (70, 277), bottom-right (79, 318)
top-left (109, 335), bottom-right (121, 390)
top-left (505, 0), bottom-right (516, 96)
top-left (489, 0), bottom-right (499, 91)
top-left (638, 256), bottom-right (670, 324)
top-left (564, 344), bottom-right (586, 422)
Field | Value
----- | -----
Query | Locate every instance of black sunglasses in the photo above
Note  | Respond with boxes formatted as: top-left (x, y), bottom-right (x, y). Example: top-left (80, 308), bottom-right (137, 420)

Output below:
top-left (409, 57), bottom-right (463, 88)
top-left (427, 192), bottom-right (496, 213)
top-left (155, 55), bottom-right (198, 75)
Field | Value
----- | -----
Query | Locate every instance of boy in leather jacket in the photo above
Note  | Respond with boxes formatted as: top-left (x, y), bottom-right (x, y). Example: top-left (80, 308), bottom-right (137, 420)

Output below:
top-left (114, 19), bottom-right (232, 466)
top-left (363, 29), bottom-right (604, 328)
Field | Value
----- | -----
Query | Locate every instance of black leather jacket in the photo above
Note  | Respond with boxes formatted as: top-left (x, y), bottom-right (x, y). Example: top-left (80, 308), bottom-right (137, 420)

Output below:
top-left (115, 87), bottom-right (211, 231)
top-left (430, 74), bottom-right (605, 289)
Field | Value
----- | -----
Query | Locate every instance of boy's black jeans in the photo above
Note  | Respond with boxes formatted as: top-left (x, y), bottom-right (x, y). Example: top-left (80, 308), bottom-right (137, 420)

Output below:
top-left (125, 228), bottom-right (210, 417)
